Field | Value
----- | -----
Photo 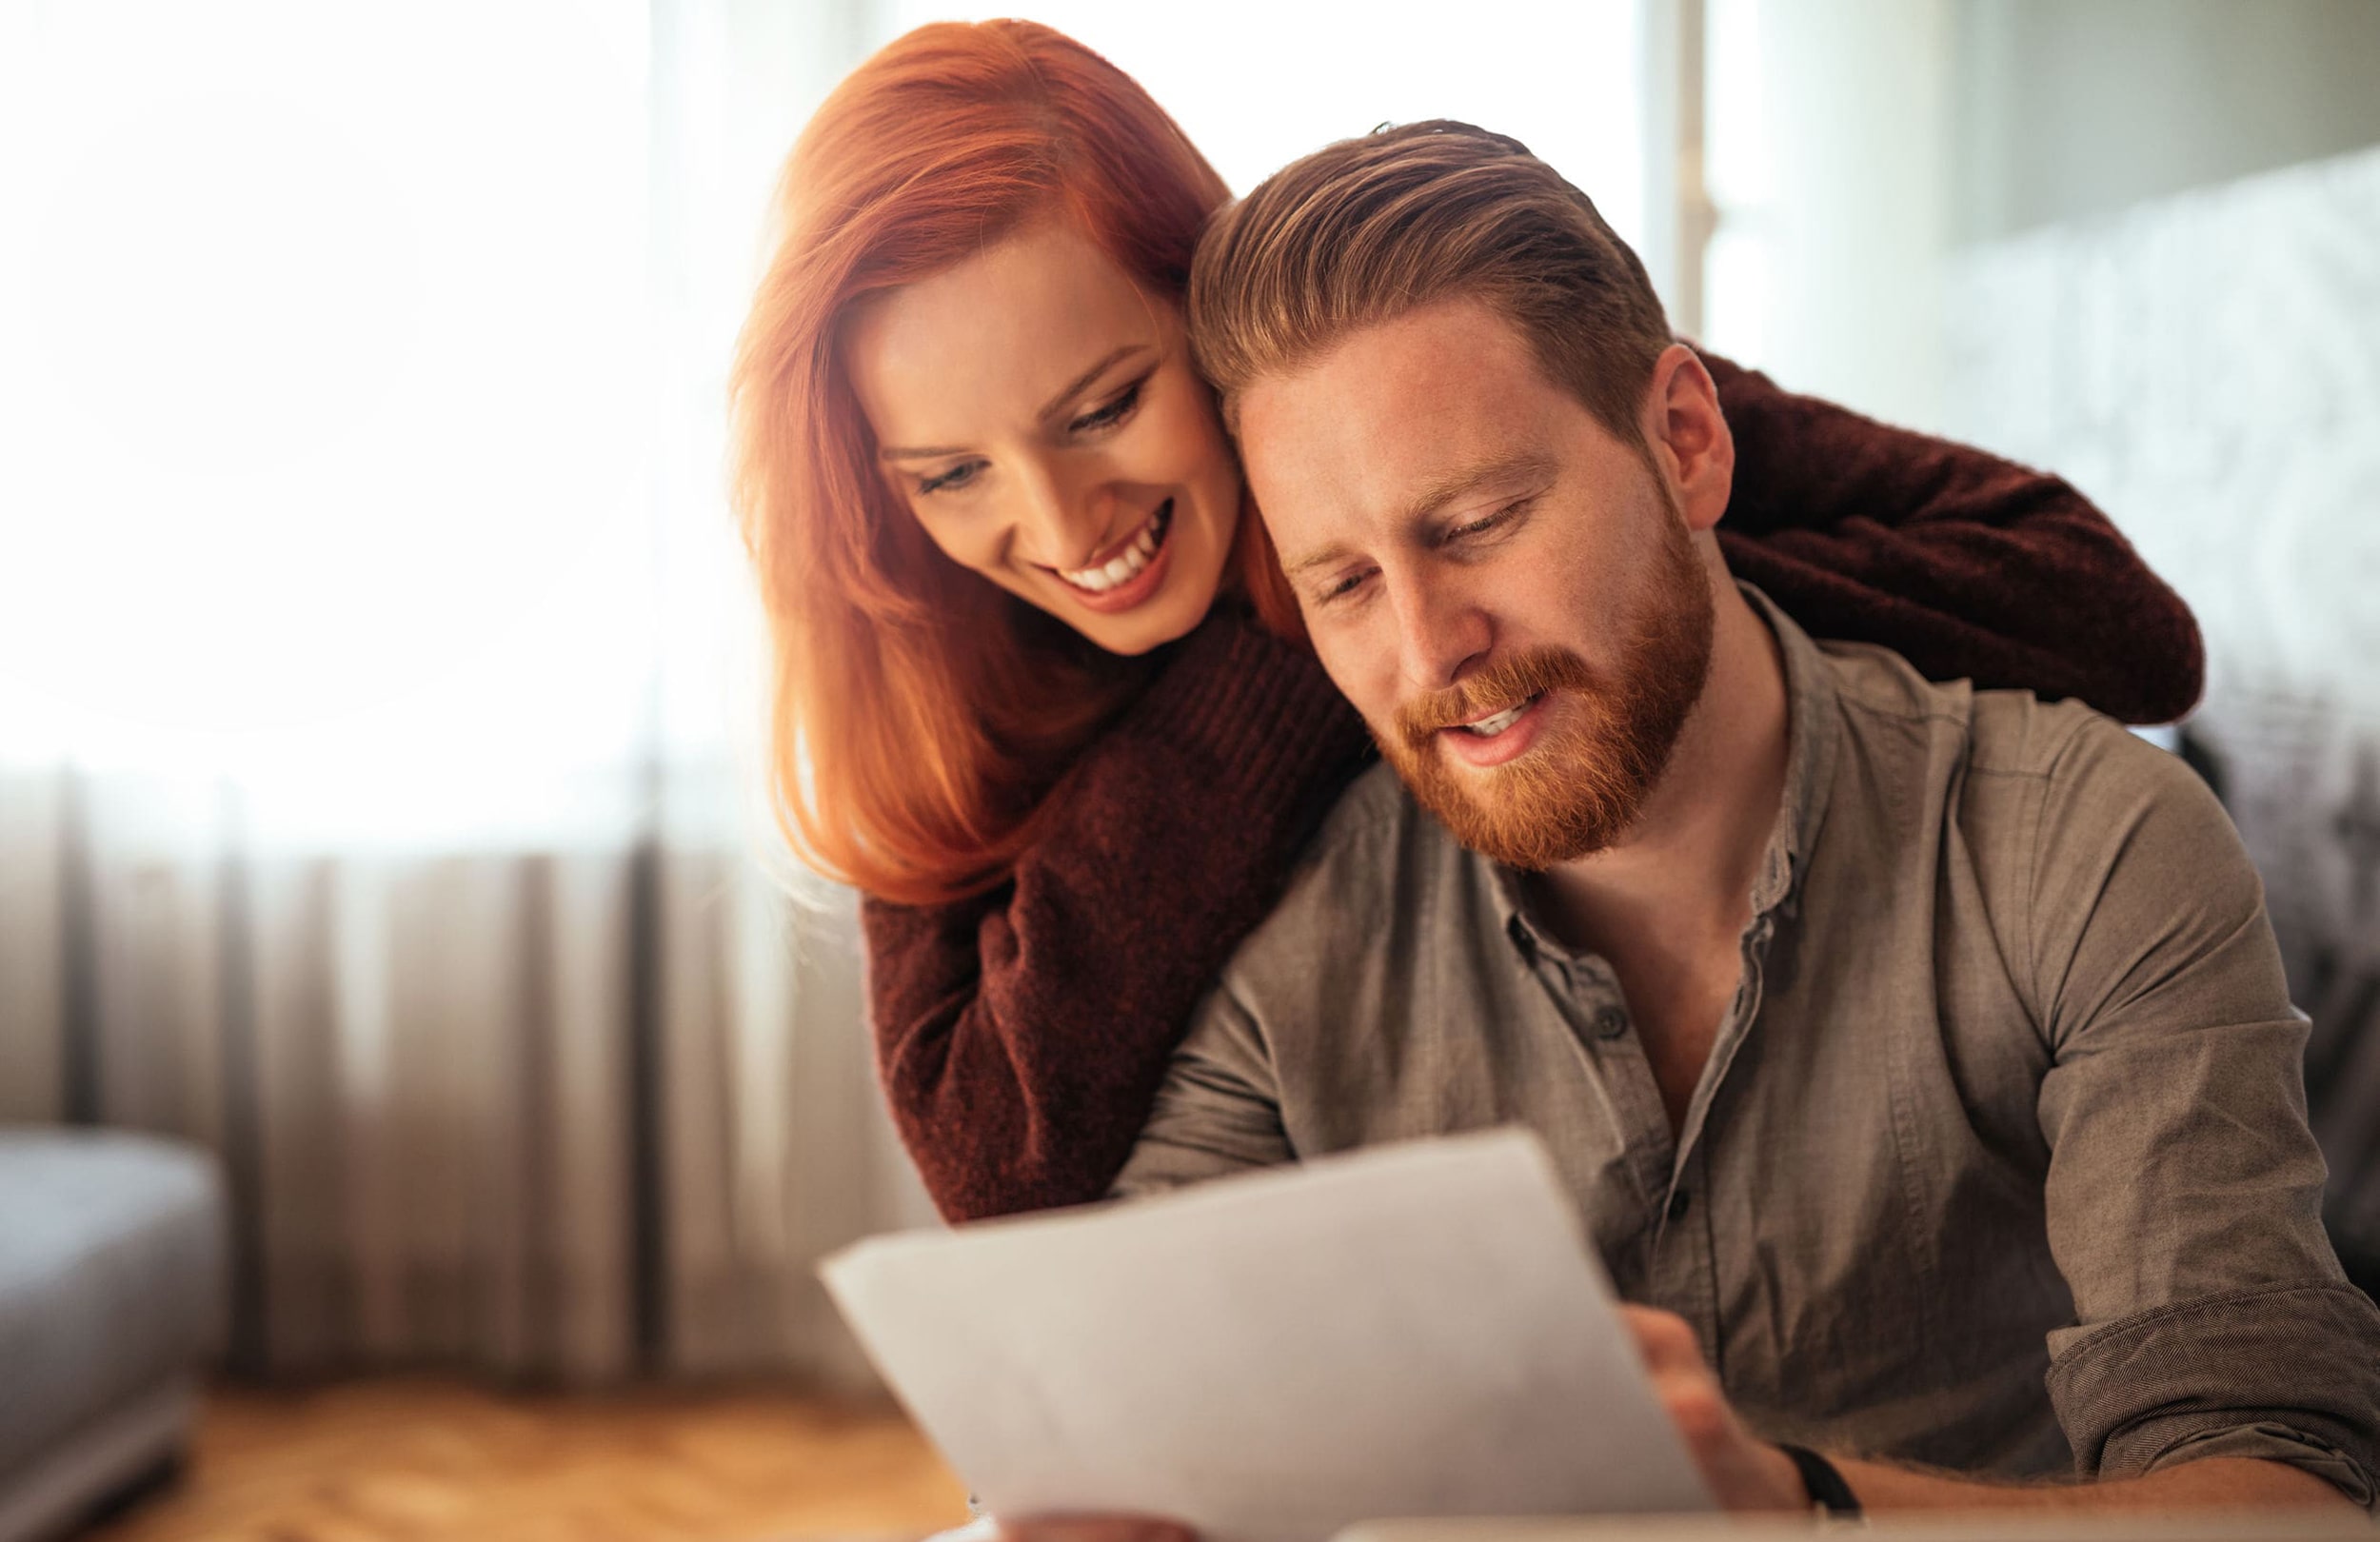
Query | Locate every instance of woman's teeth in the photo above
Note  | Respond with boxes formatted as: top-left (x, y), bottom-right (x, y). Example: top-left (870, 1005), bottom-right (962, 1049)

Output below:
top-left (1060, 504), bottom-right (1169, 593)
top-left (1460, 700), bottom-right (1532, 737)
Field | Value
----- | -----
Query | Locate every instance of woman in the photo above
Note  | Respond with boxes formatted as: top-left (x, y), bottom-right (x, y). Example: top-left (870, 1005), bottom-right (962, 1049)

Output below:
top-left (731, 20), bottom-right (2201, 1222)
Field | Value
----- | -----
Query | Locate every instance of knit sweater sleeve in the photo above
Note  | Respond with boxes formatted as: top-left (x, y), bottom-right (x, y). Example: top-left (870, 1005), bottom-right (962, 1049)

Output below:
top-left (1702, 350), bottom-right (2204, 724)
top-left (862, 605), bottom-right (1372, 1222)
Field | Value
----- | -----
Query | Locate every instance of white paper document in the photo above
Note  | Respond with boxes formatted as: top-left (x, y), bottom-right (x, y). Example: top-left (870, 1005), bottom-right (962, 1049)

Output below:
top-left (821, 1128), bottom-right (1715, 1542)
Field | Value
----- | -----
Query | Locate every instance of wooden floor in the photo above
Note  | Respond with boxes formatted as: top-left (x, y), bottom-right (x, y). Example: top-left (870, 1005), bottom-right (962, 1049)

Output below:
top-left (82, 1379), bottom-right (975, 1542)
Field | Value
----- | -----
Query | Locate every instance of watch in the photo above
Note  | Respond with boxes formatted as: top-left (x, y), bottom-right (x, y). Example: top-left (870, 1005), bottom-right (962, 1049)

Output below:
top-left (1777, 1442), bottom-right (1863, 1517)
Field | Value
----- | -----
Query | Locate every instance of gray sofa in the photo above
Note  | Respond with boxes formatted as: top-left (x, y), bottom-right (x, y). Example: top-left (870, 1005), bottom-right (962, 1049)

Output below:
top-left (0, 1128), bottom-right (227, 1542)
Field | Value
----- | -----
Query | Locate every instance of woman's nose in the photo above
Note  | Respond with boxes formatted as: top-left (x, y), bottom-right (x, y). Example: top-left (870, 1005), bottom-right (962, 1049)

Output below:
top-left (1005, 462), bottom-right (1104, 568)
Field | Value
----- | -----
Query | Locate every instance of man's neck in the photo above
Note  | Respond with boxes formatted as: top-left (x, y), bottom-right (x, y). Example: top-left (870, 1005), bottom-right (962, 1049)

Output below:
top-left (1530, 574), bottom-right (1792, 1129)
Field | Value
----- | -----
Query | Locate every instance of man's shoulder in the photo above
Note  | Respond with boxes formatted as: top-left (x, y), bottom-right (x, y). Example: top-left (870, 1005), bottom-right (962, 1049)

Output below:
top-left (1814, 636), bottom-right (2240, 933)
top-left (1276, 756), bottom-right (1445, 918)
top-left (1217, 761), bottom-right (1459, 984)
top-left (1310, 755), bottom-right (1420, 844)
top-left (1815, 635), bottom-right (2173, 792)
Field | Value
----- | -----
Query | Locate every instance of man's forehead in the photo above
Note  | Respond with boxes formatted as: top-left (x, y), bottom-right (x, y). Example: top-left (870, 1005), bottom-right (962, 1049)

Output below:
top-left (1236, 300), bottom-right (1564, 540)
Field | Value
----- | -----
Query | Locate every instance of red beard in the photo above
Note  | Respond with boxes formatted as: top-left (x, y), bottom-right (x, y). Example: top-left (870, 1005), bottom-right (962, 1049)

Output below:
top-left (1381, 500), bottom-right (1714, 870)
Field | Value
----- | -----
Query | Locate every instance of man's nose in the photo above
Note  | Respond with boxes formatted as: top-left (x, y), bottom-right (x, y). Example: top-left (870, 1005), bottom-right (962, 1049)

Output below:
top-left (1385, 564), bottom-right (1492, 695)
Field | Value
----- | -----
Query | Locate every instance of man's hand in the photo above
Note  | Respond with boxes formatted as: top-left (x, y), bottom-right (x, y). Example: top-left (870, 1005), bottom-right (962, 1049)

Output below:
top-left (951, 1307), bottom-right (1815, 1542)
top-left (1619, 1304), bottom-right (2360, 1512)
top-left (934, 1303), bottom-right (2355, 1540)
top-left (1621, 1305), bottom-right (1808, 1512)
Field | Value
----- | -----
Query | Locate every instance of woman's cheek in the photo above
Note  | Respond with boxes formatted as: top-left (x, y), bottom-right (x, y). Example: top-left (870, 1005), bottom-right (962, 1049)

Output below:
top-left (911, 505), bottom-right (997, 583)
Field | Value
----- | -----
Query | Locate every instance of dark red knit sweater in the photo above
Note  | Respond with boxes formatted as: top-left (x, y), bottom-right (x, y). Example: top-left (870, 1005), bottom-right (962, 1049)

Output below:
top-left (862, 352), bottom-right (2204, 1222)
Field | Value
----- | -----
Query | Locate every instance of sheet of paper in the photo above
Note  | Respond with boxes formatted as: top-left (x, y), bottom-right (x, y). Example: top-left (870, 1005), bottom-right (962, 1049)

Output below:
top-left (821, 1128), bottom-right (1715, 1542)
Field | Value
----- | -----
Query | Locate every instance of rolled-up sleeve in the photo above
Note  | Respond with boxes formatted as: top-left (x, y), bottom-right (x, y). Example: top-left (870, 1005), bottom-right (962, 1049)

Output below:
top-left (2046, 1283), bottom-right (2380, 1504)
top-left (2029, 719), bottom-right (2380, 1504)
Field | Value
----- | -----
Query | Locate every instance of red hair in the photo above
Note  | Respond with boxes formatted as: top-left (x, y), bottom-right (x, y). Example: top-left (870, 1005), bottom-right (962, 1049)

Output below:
top-left (731, 20), bottom-right (1299, 904)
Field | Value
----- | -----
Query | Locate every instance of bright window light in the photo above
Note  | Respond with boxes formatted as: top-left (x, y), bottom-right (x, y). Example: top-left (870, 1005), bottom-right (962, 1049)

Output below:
top-left (0, 2), bottom-right (654, 772)
top-left (875, 1), bottom-right (1648, 251)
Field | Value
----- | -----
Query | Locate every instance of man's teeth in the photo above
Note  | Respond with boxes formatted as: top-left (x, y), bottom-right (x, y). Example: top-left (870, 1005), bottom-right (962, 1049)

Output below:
top-left (1460, 702), bottom-right (1530, 737)
top-left (1061, 514), bottom-right (1165, 593)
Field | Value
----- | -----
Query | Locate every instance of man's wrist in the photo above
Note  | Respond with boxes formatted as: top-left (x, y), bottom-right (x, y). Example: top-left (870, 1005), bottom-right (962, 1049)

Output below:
top-left (1777, 1443), bottom-right (1863, 1517)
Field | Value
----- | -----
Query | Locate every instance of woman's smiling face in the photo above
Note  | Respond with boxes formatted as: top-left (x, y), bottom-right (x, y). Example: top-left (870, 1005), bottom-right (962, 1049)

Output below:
top-left (843, 216), bottom-right (1242, 656)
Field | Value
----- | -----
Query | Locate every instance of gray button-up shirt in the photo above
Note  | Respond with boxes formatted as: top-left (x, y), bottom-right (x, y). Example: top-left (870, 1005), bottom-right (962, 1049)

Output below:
top-left (1115, 588), bottom-right (2380, 1503)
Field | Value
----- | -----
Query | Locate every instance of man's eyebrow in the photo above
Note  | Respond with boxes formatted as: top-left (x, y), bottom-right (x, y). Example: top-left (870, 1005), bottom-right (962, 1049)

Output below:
top-left (876, 344), bottom-right (1153, 463)
top-left (1280, 450), bottom-right (1558, 581)
top-left (1399, 450), bottom-right (1558, 528)
top-left (1282, 540), bottom-right (1358, 582)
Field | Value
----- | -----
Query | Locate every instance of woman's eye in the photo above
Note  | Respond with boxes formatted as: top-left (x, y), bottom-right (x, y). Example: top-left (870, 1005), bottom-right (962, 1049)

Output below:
top-left (1068, 380), bottom-right (1143, 434)
top-left (917, 461), bottom-right (984, 496)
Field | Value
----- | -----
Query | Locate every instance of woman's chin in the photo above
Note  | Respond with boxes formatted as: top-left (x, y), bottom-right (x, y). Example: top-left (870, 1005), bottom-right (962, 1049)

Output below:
top-left (1064, 583), bottom-right (1210, 656)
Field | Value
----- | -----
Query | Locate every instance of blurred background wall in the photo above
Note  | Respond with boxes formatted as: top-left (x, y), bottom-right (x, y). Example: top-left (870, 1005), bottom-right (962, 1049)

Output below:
top-left (1953, 0), bottom-right (2380, 242)
top-left (2, 0), bottom-right (2375, 1394)
top-left (1703, 0), bottom-right (2380, 1286)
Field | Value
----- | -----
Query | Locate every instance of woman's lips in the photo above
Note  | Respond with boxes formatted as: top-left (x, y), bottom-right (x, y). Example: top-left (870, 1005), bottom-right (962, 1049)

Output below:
top-left (1050, 500), bottom-right (1176, 614)
top-left (1438, 691), bottom-right (1549, 769)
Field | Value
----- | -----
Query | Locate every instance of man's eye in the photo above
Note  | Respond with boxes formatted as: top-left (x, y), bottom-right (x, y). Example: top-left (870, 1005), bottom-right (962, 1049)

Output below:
top-left (917, 461), bottom-right (985, 496)
top-left (1315, 568), bottom-right (1374, 606)
top-left (1446, 495), bottom-right (1541, 544)
top-left (1068, 381), bottom-right (1143, 434)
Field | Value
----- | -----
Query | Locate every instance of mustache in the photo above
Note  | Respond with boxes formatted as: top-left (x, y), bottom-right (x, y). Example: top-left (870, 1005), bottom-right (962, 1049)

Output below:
top-left (1394, 645), bottom-right (1601, 750)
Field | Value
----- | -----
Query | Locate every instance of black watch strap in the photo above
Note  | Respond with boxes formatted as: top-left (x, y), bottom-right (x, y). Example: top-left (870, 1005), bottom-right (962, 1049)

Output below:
top-left (1777, 1442), bottom-right (1862, 1517)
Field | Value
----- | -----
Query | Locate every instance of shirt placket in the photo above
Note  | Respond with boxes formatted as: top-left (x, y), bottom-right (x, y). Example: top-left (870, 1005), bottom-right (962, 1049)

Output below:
top-left (1545, 907), bottom-right (1777, 1374)
top-left (1521, 936), bottom-right (1676, 1292)
top-left (1650, 907), bottom-right (1781, 1374)
top-left (1506, 847), bottom-right (1792, 1371)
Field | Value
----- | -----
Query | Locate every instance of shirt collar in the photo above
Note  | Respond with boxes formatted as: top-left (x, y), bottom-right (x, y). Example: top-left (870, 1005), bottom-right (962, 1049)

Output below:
top-left (1490, 581), bottom-right (1841, 957)
top-left (1743, 582), bottom-right (1841, 920)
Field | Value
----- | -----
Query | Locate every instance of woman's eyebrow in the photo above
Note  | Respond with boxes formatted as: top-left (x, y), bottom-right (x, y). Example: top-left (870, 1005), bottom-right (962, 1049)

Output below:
top-left (1036, 344), bottom-right (1152, 422)
top-left (878, 343), bottom-right (1158, 461)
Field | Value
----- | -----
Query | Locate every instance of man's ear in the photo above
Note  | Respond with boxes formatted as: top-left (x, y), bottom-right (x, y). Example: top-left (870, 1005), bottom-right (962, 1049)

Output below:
top-left (1640, 343), bottom-right (1734, 534)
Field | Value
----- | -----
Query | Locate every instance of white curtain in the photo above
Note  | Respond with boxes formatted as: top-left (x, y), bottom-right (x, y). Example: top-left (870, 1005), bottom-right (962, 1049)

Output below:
top-left (0, 0), bottom-right (934, 1385)
top-left (0, 0), bottom-right (1665, 1381)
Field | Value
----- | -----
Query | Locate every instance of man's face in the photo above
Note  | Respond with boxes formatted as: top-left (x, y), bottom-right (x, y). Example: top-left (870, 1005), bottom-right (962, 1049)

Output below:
top-left (1237, 299), bottom-right (1716, 868)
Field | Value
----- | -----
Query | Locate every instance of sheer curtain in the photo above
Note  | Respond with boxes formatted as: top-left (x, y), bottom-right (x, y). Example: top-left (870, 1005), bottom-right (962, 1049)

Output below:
top-left (1, 0), bottom-right (1665, 1382)
top-left (0, 0), bottom-right (931, 1385)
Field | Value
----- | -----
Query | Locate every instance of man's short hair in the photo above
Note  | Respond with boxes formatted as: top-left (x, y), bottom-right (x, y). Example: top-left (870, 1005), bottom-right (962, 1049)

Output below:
top-left (1187, 120), bottom-right (1676, 446)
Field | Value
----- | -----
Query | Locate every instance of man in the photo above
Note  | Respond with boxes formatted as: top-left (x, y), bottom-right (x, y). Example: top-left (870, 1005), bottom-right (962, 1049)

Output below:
top-left (1106, 121), bottom-right (2380, 1512)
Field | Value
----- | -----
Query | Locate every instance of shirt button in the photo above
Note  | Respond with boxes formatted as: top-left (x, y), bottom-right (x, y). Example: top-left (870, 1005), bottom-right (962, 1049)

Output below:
top-left (1593, 1006), bottom-right (1629, 1039)
top-left (1667, 1190), bottom-right (1691, 1222)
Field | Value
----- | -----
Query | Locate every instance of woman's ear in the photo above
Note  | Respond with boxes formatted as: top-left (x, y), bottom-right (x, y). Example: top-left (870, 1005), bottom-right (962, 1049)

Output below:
top-left (1642, 343), bottom-right (1735, 534)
